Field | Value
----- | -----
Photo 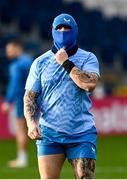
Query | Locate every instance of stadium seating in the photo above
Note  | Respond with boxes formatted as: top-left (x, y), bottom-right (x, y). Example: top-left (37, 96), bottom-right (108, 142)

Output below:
top-left (0, 0), bottom-right (127, 96)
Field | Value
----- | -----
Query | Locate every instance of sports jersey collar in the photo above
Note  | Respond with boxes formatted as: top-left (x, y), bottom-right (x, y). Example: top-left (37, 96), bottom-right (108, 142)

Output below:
top-left (52, 44), bottom-right (78, 57)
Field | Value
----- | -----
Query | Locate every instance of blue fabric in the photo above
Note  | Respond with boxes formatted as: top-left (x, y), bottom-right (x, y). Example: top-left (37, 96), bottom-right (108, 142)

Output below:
top-left (36, 125), bottom-right (97, 159)
top-left (6, 54), bottom-right (32, 104)
top-left (37, 142), bottom-right (96, 159)
top-left (25, 48), bottom-right (100, 135)
top-left (15, 99), bottom-right (24, 118)
top-left (52, 14), bottom-right (77, 29)
top-left (66, 142), bottom-right (96, 159)
top-left (52, 14), bottom-right (78, 50)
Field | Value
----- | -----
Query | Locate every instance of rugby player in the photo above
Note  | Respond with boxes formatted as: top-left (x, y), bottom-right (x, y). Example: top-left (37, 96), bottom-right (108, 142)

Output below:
top-left (24, 14), bottom-right (100, 178)
top-left (2, 40), bottom-right (32, 167)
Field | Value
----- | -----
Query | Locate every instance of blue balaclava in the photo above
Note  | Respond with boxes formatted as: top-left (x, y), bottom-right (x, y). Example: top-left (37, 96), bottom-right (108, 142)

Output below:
top-left (52, 13), bottom-right (78, 50)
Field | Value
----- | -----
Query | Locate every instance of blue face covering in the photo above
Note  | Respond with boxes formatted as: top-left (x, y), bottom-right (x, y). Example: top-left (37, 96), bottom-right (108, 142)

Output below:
top-left (52, 14), bottom-right (78, 50)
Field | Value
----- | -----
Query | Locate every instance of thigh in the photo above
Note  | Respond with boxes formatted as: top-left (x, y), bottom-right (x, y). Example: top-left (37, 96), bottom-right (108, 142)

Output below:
top-left (69, 158), bottom-right (96, 179)
top-left (66, 142), bottom-right (97, 179)
top-left (36, 132), bottom-right (66, 179)
top-left (38, 154), bottom-right (65, 179)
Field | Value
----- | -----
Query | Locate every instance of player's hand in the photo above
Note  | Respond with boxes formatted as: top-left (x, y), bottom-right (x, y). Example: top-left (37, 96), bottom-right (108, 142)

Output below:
top-left (27, 121), bottom-right (42, 140)
top-left (55, 48), bottom-right (68, 65)
top-left (1, 102), bottom-right (10, 113)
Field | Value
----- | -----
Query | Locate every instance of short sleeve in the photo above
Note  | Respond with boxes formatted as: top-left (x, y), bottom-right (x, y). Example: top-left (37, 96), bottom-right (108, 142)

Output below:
top-left (25, 59), bottom-right (41, 93)
top-left (82, 53), bottom-right (100, 77)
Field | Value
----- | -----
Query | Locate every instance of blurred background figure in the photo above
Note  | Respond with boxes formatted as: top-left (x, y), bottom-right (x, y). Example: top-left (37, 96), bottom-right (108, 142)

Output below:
top-left (1, 40), bottom-right (33, 167)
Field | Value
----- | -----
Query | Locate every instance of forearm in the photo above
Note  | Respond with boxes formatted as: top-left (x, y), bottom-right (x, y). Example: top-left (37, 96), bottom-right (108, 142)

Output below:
top-left (55, 48), bottom-right (99, 92)
top-left (24, 90), bottom-right (39, 126)
top-left (69, 66), bottom-right (98, 91)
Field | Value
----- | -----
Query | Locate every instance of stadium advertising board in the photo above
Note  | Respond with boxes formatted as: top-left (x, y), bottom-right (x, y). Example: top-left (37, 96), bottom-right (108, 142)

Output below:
top-left (92, 96), bottom-right (127, 135)
top-left (0, 97), bottom-right (127, 139)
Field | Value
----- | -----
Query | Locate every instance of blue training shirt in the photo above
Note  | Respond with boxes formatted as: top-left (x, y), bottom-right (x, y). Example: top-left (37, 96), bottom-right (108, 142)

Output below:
top-left (6, 54), bottom-right (33, 103)
top-left (25, 48), bottom-right (100, 135)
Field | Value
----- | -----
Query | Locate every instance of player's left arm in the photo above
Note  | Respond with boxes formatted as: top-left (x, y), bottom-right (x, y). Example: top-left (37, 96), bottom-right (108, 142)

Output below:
top-left (69, 67), bottom-right (98, 92)
top-left (55, 48), bottom-right (99, 92)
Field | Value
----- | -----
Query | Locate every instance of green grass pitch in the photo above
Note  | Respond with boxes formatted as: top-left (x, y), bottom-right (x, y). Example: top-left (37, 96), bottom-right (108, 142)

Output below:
top-left (0, 135), bottom-right (127, 179)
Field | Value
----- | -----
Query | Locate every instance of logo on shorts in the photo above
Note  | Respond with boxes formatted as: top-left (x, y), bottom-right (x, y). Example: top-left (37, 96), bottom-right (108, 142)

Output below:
top-left (92, 147), bottom-right (95, 153)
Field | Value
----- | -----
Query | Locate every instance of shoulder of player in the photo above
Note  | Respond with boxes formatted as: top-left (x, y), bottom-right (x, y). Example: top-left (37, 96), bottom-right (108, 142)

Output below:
top-left (77, 48), bottom-right (96, 59)
top-left (16, 54), bottom-right (33, 68)
top-left (34, 50), bottom-right (53, 65)
top-left (17, 54), bottom-right (32, 61)
top-left (71, 48), bottom-right (99, 69)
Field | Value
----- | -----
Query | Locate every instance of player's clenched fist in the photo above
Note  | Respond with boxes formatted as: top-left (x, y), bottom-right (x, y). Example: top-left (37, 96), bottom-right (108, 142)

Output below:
top-left (27, 121), bottom-right (41, 140)
top-left (55, 48), bottom-right (68, 65)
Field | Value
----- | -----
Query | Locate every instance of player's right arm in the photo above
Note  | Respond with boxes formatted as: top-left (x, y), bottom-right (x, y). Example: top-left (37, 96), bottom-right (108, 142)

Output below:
top-left (24, 58), bottom-right (42, 140)
top-left (24, 90), bottom-right (41, 140)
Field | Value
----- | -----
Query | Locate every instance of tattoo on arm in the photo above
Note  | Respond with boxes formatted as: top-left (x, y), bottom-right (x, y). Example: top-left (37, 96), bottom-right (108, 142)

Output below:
top-left (70, 67), bottom-right (98, 91)
top-left (71, 67), bottom-right (98, 83)
top-left (24, 90), bottom-right (39, 124)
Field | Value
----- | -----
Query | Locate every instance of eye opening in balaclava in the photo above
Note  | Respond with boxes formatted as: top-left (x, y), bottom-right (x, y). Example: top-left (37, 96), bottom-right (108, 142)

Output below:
top-left (55, 24), bottom-right (72, 30)
top-left (52, 13), bottom-right (78, 50)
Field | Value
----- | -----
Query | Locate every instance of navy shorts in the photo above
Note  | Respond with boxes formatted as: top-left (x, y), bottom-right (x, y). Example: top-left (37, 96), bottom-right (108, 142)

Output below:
top-left (36, 125), bottom-right (97, 160)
